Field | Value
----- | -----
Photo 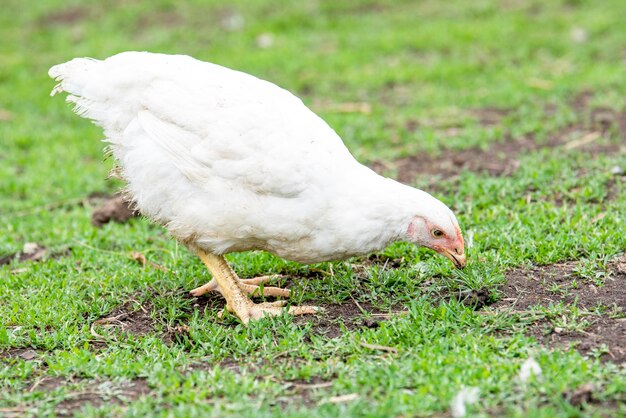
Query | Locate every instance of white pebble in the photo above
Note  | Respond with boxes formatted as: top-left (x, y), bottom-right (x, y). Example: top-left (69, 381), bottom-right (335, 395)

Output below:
top-left (518, 358), bottom-right (542, 382)
top-left (222, 13), bottom-right (244, 31)
top-left (256, 33), bottom-right (274, 49)
top-left (570, 27), bottom-right (588, 43)
top-left (610, 165), bottom-right (624, 175)
top-left (451, 387), bottom-right (479, 418)
top-left (22, 242), bottom-right (39, 254)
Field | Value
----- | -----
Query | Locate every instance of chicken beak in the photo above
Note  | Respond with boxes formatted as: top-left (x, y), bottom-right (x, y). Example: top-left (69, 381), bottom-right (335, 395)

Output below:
top-left (439, 249), bottom-right (466, 269)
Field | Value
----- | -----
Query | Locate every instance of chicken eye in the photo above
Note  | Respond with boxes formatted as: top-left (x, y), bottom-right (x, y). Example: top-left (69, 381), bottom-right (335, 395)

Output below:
top-left (432, 229), bottom-right (444, 238)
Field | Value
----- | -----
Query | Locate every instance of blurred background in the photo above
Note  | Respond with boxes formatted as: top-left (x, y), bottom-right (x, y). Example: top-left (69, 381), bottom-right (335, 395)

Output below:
top-left (1, 0), bottom-right (625, 245)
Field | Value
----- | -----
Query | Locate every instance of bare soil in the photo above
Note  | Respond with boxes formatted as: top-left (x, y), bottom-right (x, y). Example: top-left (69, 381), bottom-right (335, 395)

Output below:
top-left (90, 194), bottom-right (138, 227)
top-left (92, 300), bottom-right (154, 337)
top-left (491, 255), bottom-right (626, 363)
top-left (0, 243), bottom-right (48, 266)
top-left (294, 301), bottom-right (390, 339)
top-left (0, 348), bottom-right (41, 361)
top-left (136, 10), bottom-right (184, 30)
top-left (24, 377), bottom-right (150, 417)
top-left (0, 351), bottom-right (150, 416)
top-left (371, 95), bottom-right (626, 184)
top-left (377, 126), bottom-right (623, 184)
top-left (39, 6), bottom-right (90, 26)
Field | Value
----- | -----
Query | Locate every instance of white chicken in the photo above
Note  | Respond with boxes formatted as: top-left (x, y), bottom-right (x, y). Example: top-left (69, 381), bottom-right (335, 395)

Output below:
top-left (49, 52), bottom-right (466, 324)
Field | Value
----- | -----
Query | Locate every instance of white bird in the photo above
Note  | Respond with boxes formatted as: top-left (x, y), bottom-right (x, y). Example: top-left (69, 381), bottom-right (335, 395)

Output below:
top-left (49, 52), bottom-right (466, 324)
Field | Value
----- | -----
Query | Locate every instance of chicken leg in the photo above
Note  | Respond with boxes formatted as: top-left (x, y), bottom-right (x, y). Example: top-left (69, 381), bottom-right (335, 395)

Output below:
top-left (193, 249), bottom-right (321, 324)
top-left (190, 275), bottom-right (290, 298)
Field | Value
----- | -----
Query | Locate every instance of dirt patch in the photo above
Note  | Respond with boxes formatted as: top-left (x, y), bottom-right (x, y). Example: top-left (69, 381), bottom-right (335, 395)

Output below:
top-left (0, 108), bottom-right (14, 122)
top-left (39, 6), bottom-right (90, 26)
top-left (91, 193), bottom-right (138, 227)
top-left (185, 291), bottom-right (226, 316)
top-left (560, 383), bottom-right (617, 410)
top-left (92, 301), bottom-right (154, 337)
top-left (0, 243), bottom-right (71, 267)
top-left (25, 377), bottom-right (150, 416)
top-left (294, 301), bottom-right (393, 339)
top-left (137, 10), bottom-right (184, 30)
top-left (2, 375), bottom-right (150, 417)
top-left (469, 107), bottom-right (511, 126)
top-left (380, 127), bottom-right (622, 184)
top-left (358, 254), bottom-right (406, 269)
top-left (57, 379), bottom-right (149, 415)
top-left (0, 348), bottom-right (42, 361)
top-left (420, 276), bottom-right (495, 310)
top-left (491, 255), bottom-right (626, 363)
top-left (0, 243), bottom-right (48, 266)
top-left (450, 287), bottom-right (493, 310)
top-left (371, 92), bottom-right (626, 184)
top-left (276, 376), bottom-right (335, 407)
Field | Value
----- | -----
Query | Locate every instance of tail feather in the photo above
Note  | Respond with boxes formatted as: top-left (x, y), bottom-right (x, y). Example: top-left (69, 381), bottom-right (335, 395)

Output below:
top-left (48, 57), bottom-right (122, 129)
top-left (49, 52), bottom-right (197, 135)
top-left (49, 57), bottom-right (100, 97)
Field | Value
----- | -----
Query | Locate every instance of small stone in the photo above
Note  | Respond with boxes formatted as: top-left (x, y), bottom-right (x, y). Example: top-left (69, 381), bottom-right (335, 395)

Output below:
top-left (18, 243), bottom-right (47, 262)
top-left (362, 318), bottom-right (380, 329)
top-left (256, 33), bottom-right (274, 49)
top-left (19, 350), bottom-right (38, 360)
top-left (610, 165), bottom-right (624, 176)
top-left (554, 327), bottom-right (563, 334)
top-left (22, 242), bottom-right (40, 254)
top-left (221, 12), bottom-right (244, 31)
top-left (564, 383), bottom-right (595, 406)
top-left (570, 27), bottom-right (588, 43)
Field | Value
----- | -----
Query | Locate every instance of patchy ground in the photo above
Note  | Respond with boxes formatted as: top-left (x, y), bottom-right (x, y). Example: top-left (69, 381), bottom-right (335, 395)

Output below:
top-left (491, 255), bottom-right (626, 363)
top-left (371, 94), bottom-right (626, 184)
top-left (292, 301), bottom-right (391, 339)
top-left (0, 377), bottom-right (150, 418)
top-left (88, 251), bottom-right (625, 365)
top-left (0, 243), bottom-right (48, 265)
top-left (90, 300), bottom-right (155, 338)
top-left (90, 193), bottom-right (138, 227)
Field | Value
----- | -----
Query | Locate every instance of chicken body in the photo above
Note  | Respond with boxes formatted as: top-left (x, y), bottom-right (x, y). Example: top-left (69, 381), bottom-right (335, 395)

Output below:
top-left (50, 52), bottom-right (465, 323)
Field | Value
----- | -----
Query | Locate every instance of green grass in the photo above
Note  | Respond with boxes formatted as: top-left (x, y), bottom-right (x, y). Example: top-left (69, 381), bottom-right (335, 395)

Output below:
top-left (1, 0), bottom-right (626, 416)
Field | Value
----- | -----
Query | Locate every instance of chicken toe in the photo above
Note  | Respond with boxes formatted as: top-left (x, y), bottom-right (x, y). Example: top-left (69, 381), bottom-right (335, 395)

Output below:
top-left (190, 275), bottom-right (290, 298)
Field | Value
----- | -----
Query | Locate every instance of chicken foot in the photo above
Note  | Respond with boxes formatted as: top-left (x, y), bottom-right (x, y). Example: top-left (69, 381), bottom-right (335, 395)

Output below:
top-left (190, 275), bottom-right (290, 298)
top-left (193, 249), bottom-right (321, 324)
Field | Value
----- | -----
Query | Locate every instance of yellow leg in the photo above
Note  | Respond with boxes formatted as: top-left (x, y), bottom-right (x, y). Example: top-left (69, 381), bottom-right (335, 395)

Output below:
top-left (194, 249), bottom-right (322, 324)
top-left (190, 275), bottom-right (290, 298)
